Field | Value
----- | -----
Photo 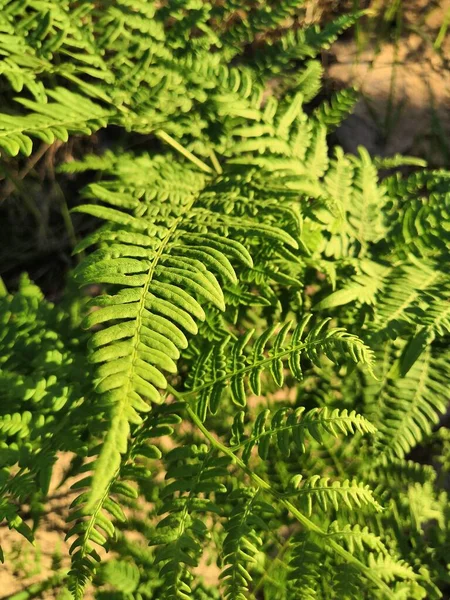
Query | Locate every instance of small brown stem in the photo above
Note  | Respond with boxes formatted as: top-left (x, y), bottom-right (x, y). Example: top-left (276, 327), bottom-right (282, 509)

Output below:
top-left (0, 143), bottom-right (51, 204)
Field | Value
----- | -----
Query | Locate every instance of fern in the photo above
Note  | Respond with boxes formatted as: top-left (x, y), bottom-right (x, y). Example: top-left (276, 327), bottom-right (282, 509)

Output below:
top-left (70, 155), bottom-right (303, 514)
top-left (0, 3), bottom-right (448, 600)
top-left (326, 522), bottom-right (389, 556)
top-left (66, 405), bottom-right (177, 597)
top-left (149, 445), bottom-right (228, 599)
top-left (366, 347), bottom-right (448, 460)
top-left (314, 87), bottom-right (359, 132)
top-left (0, 89), bottom-right (111, 156)
top-left (97, 560), bottom-right (141, 595)
top-left (231, 406), bottom-right (376, 463)
top-left (288, 533), bottom-right (323, 599)
top-left (220, 488), bottom-right (273, 599)
top-left (257, 11), bottom-right (363, 69)
top-left (186, 317), bottom-right (374, 419)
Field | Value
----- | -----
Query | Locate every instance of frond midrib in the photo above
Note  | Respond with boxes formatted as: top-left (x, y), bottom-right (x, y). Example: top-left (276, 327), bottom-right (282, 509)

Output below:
top-left (232, 414), bottom-right (373, 451)
top-left (183, 330), bottom-right (371, 398)
top-left (118, 205), bottom-right (194, 410)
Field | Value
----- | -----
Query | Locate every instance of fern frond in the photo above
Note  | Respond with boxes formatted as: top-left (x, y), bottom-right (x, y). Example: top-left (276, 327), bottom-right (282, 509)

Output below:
top-left (373, 155), bottom-right (427, 170)
top-left (71, 150), bottom-right (306, 511)
top-left (286, 476), bottom-right (383, 516)
top-left (405, 481), bottom-right (447, 533)
top-left (66, 408), bottom-right (175, 598)
top-left (67, 466), bottom-right (137, 598)
top-left (0, 497), bottom-right (34, 556)
top-left (150, 445), bottom-right (230, 599)
top-left (314, 87), bottom-right (359, 132)
top-left (187, 317), bottom-right (374, 419)
top-left (348, 147), bottom-right (387, 251)
top-left (220, 0), bottom-right (306, 49)
top-left (0, 274), bottom-right (90, 505)
top-left (371, 259), bottom-right (447, 340)
top-left (326, 522), bottom-right (389, 555)
top-left (305, 124), bottom-right (329, 179)
top-left (231, 406), bottom-right (376, 463)
top-left (324, 147), bottom-right (354, 215)
top-left (369, 458), bottom-right (437, 486)
top-left (1, 3), bottom-right (448, 598)
top-left (0, 88), bottom-right (110, 156)
top-left (97, 559), bottom-right (140, 595)
top-left (220, 488), bottom-right (273, 600)
top-left (384, 169), bottom-right (450, 260)
top-left (230, 92), bottom-right (309, 159)
top-left (367, 553), bottom-right (417, 583)
top-left (311, 259), bottom-right (390, 313)
top-left (367, 347), bottom-right (448, 460)
top-left (294, 60), bottom-right (323, 103)
top-left (287, 533), bottom-right (323, 599)
top-left (258, 11), bottom-right (362, 68)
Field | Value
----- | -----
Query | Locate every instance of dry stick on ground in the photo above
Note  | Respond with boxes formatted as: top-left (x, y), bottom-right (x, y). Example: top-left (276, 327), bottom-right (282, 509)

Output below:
top-left (0, 142), bottom-right (51, 204)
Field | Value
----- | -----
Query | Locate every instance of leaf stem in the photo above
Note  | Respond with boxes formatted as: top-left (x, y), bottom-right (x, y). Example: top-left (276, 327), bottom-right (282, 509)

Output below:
top-left (156, 130), bottom-right (213, 174)
top-left (209, 149), bottom-right (223, 174)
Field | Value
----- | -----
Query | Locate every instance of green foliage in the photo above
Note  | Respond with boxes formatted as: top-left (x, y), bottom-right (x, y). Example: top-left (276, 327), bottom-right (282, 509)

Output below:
top-left (0, 2), bottom-right (448, 600)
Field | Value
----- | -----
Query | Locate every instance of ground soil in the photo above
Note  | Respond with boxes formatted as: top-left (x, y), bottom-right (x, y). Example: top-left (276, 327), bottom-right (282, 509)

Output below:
top-left (328, 0), bottom-right (450, 165)
top-left (0, 454), bottom-right (77, 598)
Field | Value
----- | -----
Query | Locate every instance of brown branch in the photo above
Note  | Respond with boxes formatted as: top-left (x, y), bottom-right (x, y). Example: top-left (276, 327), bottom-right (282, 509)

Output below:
top-left (0, 143), bottom-right (51, 204)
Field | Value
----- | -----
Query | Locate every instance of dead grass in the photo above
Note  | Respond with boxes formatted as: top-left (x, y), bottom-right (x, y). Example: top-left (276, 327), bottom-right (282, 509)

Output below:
top-left (324, 0), bottom-right (450, 165)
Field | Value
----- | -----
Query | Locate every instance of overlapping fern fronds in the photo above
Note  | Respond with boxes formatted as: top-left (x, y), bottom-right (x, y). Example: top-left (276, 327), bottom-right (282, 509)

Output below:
top-left (0, 275), bottom-right (89, 556)
top-left (0, 3), bottom-right (449, 600)
top-left (61, 78), bottom-right (448, 597)
top-left (0, 0), bottom-right (360, 159)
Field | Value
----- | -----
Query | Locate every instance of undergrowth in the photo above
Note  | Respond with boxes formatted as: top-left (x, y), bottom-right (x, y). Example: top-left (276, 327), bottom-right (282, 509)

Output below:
top-left (0, 1), bottom-right (448, 599)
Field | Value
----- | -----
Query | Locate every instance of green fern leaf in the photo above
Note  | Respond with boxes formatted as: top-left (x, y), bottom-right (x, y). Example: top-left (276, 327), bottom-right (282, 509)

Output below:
top-left (188, 317), bottom-right (374, 418)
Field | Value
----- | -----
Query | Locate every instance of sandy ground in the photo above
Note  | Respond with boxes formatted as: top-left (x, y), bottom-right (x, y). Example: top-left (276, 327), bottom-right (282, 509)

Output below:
top-left (328, 0), bottom-right (450, 165)
top-left (0, 454), bottom-right (79, 598)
